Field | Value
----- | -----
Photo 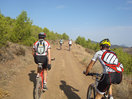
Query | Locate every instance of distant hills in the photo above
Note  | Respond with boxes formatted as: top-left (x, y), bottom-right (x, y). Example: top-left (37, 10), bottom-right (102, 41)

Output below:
top-left (111, 44), bottom-right (131, 49)
top-left (111, 45), bottom-right (127, 49)
top-left (123, 47), bottom-right (132, 55)
top-left (91, 40), bottom-right (132, 55)
top-left (91, 40), bottom-right (131, 48)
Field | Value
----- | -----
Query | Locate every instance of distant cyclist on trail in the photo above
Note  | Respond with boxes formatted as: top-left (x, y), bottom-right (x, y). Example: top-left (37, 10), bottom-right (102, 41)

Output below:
top-left (32, 32), bottom-right (51, 90)
top-left (84, 39), bottom-right (124, 99)
top-left (68, 39), bottom-right (72, 51)
top-left (59, 38), bottom-right (63, 49)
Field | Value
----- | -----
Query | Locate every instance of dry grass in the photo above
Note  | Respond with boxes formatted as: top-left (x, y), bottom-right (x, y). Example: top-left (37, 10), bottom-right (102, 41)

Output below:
top-left (113, 74), bottom-right (132, 99)
top-left (85, 48), bottom-right (95, 55)
top-left (0, 42), bottom-right (33, 99)
top-left (0, 42), bottom-right (26, 63)
top-left (15, 47), bottom-right (25, 56)
top-left (0, 88), bottom-right (9, 99)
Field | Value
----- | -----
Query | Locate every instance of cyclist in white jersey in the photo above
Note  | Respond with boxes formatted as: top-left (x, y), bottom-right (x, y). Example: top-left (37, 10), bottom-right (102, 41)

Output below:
top-left (59, 39), bottom-right (63, 49)
top-left (32, 32), bottom-right (51, 90)
top-left (68, 39), bottom-right (72, 45)
top-left (68, 39), bottom-right (72, 51)
top-left (84, 39), bottom-right (124, 99)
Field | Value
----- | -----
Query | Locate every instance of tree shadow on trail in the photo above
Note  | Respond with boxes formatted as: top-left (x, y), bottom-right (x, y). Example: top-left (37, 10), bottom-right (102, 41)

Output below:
top-left (59, 80), bottom-right (81, 99)
top-left (28, 70), bottom-right (37, 99)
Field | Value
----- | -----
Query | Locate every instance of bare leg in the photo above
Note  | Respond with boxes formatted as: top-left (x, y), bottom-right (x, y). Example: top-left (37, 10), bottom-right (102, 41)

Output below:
top-left (37, 67), bottom-right (40, 77)
top-left (109, 85), bottom-right (114, 99)
top-left (43, 69), bottom-right (47, 83)
top-left (109, 85), bottom-right (112, 96)
top-left (95, 92), bottom-right (103, 99)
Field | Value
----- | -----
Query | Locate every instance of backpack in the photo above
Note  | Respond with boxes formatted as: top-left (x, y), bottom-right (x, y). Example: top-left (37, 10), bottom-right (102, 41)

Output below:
top-left (101, 50), bottom-right (124, 73)
top-left (36, 40), bottom-right (45, 55)
top-left (60, 40), bottom-right (63, 44)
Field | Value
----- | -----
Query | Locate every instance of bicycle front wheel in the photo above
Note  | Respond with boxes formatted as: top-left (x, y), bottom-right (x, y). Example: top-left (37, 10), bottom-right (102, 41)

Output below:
top-left (35, 77), bottom-right (42, 99)
top-left (69, 46), bottom-right (71, 51)
top-left (87, 84), bottom-right (96, 99)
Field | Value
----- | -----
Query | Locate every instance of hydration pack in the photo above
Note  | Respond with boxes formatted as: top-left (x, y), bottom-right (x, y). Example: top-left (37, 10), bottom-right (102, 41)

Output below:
top-left (37, 40), bottom-right (45, 55)
top-left (101, 50), bottom-right (124, 73)
top-left (60, 40), bottom-right (63, 44)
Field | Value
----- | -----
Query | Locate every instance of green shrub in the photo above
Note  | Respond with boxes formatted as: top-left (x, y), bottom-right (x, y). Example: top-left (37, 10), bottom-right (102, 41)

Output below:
top-left (112, 48), bottom-right (132, 73)
top-left (75, 36), bottom-right (99, 50)
top-left (0, 11), bottom-right (69, 48)
top-left (22, 37), bottom-right (37, 46)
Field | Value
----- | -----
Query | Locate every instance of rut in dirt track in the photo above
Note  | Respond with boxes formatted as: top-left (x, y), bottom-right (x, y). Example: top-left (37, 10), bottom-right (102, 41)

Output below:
top-left (4, 43), bottom-right (92, 99)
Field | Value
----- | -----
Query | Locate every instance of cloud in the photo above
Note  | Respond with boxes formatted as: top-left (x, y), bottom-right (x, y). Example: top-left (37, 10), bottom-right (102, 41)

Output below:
top-left (117, 7), bottom-right (132, 10)
top-left (107, 26), bottom-right (132, 32)
top-left (127, 0), bottom-right (132, 4)
top-left (56, 5), bottom-right (65, 9)
top-left (117, 1), bottom-right (132, 10)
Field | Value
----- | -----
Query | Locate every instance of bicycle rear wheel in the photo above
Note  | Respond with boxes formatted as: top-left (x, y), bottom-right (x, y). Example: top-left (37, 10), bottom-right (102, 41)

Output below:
top-left (87, 84), bottom-right (96, 99)
top-left (35, 77), bottom-right (42, 99)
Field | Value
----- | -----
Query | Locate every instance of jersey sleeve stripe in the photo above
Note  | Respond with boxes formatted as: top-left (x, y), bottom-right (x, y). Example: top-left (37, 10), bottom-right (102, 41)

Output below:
top-left (34, 41), bottom-right (38, 45)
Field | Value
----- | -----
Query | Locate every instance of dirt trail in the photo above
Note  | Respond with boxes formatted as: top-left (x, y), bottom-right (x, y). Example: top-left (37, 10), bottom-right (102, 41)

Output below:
top-left (2, 42), bottom-right (93, 99)
top-left (1, 41), bottom-right (131, 99)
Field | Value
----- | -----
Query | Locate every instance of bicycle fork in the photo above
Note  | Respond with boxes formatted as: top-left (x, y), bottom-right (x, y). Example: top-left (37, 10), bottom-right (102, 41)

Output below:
top-left (38, 64), bottom-right (44, 89)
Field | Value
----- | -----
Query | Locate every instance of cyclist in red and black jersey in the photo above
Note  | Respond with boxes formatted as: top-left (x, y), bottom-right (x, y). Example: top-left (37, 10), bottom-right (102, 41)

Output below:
top-left (32, 32), bottom-right (51, 90)
top-left (84, 39), bottom-right (124, 99)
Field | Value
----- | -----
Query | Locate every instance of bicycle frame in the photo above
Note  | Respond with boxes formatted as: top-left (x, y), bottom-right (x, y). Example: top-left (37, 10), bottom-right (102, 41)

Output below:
top-left (60, 43), bottom-right (62, 49)
top-left (37, 58), bottom-right (55, 89)
top-left (38, 63), bottom-right (44, 89)
top-left (35, 63), bottom-right (44, 99)
top-left (35, 58), bottom-right (55, 99)
top-left (84, 72), bottom-right (110, 99)
top-left (69, 45), bottom-right (71, 51)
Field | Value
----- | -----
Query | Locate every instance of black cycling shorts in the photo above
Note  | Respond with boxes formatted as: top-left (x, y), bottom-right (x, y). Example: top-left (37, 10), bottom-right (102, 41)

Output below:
top-left (97, 72), bottom-right (122, 94)
top-left (60, 43), bottom-right (62, 46)
top-left (34, 55), bottom-right (48, 69)
top-left (69, 44), bottom-right (72, 46)
top-left (42, 56), bottom-right (48, 69)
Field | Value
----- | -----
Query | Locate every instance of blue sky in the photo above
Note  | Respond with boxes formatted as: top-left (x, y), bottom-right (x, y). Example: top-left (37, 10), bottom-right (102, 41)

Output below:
top-left (0, 0), bottom-right (132, 47)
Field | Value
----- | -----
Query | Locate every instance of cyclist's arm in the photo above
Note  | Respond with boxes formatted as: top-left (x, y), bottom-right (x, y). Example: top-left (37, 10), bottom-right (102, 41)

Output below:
top-left (85, 51), bottom-right (99, 75)
top-left (32, 48), bottom-right (35, 56)
top-left (32, 44), bottom-right (36, 56)
top-left (85, 60), bottom-right (96, 75)
top-left (48, 48), bottom-right (51, 64)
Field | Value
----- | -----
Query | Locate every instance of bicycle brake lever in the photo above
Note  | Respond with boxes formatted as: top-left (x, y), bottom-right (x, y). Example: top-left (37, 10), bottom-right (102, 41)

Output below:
top-left (83, 71), bottom-right (86, 74)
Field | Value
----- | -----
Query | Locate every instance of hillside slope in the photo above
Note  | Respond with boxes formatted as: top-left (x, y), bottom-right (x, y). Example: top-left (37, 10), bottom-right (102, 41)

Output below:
top-left (0, 41), bottom-right (131, 99)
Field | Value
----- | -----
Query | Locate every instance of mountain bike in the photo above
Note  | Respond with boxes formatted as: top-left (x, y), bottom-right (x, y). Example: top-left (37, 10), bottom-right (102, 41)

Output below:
top-left (69, 44), bottom-right (72, 51)
top-left (60, 43), bottom-right (63, 50)
top-left (35, 58), bottom-right (55, 99)
top-left (83, 72), bottom-right (111, 99)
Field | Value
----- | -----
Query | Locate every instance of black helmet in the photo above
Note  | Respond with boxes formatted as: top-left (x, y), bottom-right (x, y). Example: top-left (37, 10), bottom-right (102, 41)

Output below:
top-left (38, 32), bottom-right (46, 39)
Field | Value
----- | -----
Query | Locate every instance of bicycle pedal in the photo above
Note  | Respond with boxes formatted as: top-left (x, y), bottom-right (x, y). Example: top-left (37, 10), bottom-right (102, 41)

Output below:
top-left (36, 77), bottom-right (39, 80)
top-left (105, 95), bottom-right (108, 97)
top-left (42, 88), bottom-right (47, 92)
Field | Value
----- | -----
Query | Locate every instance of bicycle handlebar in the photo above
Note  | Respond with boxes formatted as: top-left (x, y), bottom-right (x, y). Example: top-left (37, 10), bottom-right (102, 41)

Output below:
top-left (83, 71), bottom-right (102, 77)
top-left (51, 58), bottom-right (55, 61)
